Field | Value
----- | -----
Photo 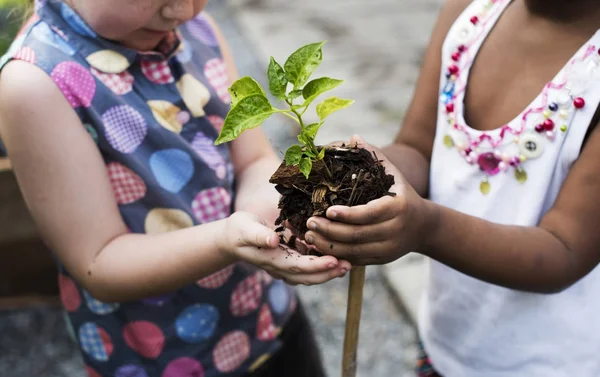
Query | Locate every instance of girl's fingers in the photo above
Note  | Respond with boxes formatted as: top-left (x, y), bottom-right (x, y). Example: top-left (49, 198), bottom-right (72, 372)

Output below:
top-left (276, 262), bottom-right (351, 286)
top-left (324, 195), bottom-right (400, 225)
top-left (305, 217), bottom-right (398, 244)
top-left (242, 246), bottom-right (341, 275)
top-left (238, 220), bottom-right (280, 249)
top-left (304, 236), bottom-right (395, 265)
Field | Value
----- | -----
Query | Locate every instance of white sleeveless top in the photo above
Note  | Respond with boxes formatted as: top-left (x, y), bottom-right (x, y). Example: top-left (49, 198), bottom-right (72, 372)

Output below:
top-left (420, 0), bottom-right (600, 376)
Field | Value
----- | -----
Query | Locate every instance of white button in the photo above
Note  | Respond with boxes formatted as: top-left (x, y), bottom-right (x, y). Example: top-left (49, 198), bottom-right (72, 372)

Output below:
top-left (518, 133), bottom-right (544, 159)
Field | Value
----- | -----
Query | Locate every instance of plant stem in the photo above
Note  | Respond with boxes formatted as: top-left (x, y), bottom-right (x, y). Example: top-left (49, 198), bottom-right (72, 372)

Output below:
top-left (285, 100), bottom-right (333, 180)
top-left (275, 110), bottom-right (300, 123)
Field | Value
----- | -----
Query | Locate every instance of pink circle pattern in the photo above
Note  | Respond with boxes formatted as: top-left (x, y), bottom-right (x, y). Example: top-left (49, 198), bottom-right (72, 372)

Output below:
top-left (91, 68), bottom-right (134, 95)
top-left (107, 162), bottom-right (147, 205)
top-left (256, 304), bottom-right (277, 341)
top-left (123, 321), bottom-right (165, 359)
top-left (59, 275), bottom-right (81, 312)
top-left (230, 273), bottom-right (263, 317)
top-left (191, 187), bottom-right (231, 223)
top-left (213, 331), bottom-right (251, 373)
top-left (14, 46), bottom-right (36, 64)
top-left (51, 61), bottom-right (96, 108)
top-left (206, 115), bottom-right (225, 131)
top-left (204, 58), bottom-right (231, 104)
top-left (141, 59), bottom-right (174, 85)
top-left (162, 357), bottom-right (204, 377)
top-left (197, 265), bottom-right (235, 289)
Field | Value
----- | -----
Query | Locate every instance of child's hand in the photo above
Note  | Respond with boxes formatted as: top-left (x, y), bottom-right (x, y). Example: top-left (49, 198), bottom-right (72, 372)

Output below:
top-left (303, 137), bottom-right (433, 265)
top-left (221, 212), bottom-right (351, 285)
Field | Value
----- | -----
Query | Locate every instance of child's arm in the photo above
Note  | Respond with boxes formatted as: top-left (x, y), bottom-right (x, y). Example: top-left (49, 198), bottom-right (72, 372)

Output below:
top-left (305, 128), bottom-right (600, 294)
top-left (0, 62), bottom-right (347, 303)
top-left (301, 0), bottom-right (600, 294)
top-left (382, 0), bottom-right (473, 197)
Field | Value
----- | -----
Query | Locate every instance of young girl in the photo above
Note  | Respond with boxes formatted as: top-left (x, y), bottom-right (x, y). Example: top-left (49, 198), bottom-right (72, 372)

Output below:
top-left (0, 1), bottom-right (351, 376)
top-left (303, 0), bottom-right (600, 376)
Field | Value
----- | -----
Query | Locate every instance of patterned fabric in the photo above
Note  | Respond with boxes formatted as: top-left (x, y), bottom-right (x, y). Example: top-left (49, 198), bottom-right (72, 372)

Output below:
top-left (416, 342), bottom-right (442, 377)
top-left (0, 1), bottom-right (296, 376)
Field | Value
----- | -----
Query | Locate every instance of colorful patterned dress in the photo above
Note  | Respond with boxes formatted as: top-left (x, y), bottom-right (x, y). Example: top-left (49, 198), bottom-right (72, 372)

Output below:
top-left (0, 1), bottom-right (296, 376)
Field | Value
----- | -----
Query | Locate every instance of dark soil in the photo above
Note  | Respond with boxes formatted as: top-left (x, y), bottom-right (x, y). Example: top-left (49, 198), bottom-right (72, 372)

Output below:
top-left (270, 145), bottom-right (395, 243)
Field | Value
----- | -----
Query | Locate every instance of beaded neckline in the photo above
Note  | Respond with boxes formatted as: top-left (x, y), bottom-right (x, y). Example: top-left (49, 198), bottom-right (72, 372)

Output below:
top-left (440, 0), bottom-right (600, 195)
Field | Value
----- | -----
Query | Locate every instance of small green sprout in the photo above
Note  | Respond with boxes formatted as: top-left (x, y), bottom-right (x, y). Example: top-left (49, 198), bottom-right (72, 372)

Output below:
top-left (214, 41), bottom-right (354, 179)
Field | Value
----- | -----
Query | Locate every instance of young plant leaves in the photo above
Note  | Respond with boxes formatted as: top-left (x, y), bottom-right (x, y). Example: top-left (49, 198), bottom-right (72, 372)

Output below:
top-left (287, 90), bottom-right (303, 101)
top-left (302, 77), bottom-right (343, 106)
top-left (284, 145), bottom-right (303, 166)
top-left (297, 122), bottom-right (321, 146)
top-left (229, 77), bottom-right (267, 107)
top-left (316, 97), bottom-right (354, 121)
top-left (284, 41), bottom-right (326, 89)
top-left (299, 157), bottom-right (313, 179)
top-left (267, 57), bottom-right (287, 100)
top-left (317, 147), bottom-right (326, 160)
top-left (215, 95), bottom-right (276, 145)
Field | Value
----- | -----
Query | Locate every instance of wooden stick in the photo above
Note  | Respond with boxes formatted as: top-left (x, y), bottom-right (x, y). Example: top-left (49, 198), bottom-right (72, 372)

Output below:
top-left (341, 266), bottom-right (366, 377)
top-left (0, 158), bottom-right (12, 173)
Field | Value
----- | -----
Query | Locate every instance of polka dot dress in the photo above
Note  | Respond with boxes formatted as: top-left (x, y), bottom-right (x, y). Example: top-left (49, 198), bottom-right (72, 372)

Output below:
top-left (0, 1), bottom-right (297, 376)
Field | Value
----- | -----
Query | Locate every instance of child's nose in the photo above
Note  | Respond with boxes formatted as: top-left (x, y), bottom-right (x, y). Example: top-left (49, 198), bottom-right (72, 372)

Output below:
top-left (161, 0), bottom-right (195, 23)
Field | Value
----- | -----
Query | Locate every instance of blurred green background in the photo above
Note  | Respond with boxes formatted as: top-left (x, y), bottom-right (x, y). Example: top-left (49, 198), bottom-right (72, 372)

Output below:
top-left (0, 0), bottom-right (31, 55)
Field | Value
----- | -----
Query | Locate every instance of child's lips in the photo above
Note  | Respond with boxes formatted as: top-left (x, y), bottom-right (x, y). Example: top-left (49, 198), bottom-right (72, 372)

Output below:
top-left (142, 28), bottom-right (170, 37)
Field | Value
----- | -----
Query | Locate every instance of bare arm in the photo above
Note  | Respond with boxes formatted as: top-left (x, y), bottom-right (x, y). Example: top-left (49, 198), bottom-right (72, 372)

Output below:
top-left (307, 124), bottom-right (600, 293)
top-left (0, 62), bottom-right (340, 302)
top-left (419, 123), bottom-right (600, 293)
top-left (382, 0), bottom-right (473, 197)
top-left (305, 0), bottom-right (600, 293)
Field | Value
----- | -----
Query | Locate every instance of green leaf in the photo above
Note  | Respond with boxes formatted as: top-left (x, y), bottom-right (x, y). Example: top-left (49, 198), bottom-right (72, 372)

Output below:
top-left (215, 95), bottom-right (276, 145)
top-left (317, 147), bottom-right (326, 160)
top-left (304, 148), bottom-right (317, 158)
top-left (288, 90), bottom-right (303, 101)
top-left (267, 57), bottom-right (287, 100)
top-left (299, 157), bottom-right (313, 179)
top-left (297, 122), bottom-right (321, 146)
top-left (284, 41), bottom-right (326, 89)
top-left (229, 77), bottom-right (267, 107)
top-left (316, 97), bottom-right (355, 120)
top-left (304, 122), bottom-right (321, 139)
top-left (302, 77), bottom-right (343, 106)
top-left (284, 145), bottom-right (303, 166)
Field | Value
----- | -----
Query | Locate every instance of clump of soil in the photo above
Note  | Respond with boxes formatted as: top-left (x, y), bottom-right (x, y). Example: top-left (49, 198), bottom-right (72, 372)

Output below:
top-left (270, 145), bottom-right (395, 242)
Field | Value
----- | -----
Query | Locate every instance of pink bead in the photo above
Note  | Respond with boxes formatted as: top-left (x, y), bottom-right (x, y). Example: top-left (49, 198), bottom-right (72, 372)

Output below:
top-left (446, 103), bottom-right (455, 113)
top-left (543, 119), bottom-right (554, 131)
top-left (574, 97), bottom-right (585, 109)
top-left (458, 45), bottom-right (466, 52)
top-left (465, 156), bottom-right (473, 164)
top-left (499, 161), bottom-right (508, 171)
top-left (448, 65), bottom-right (459, 75)
top-left (451, 52), bottom-right (461, 62)
top-left (546, 131), bottom-right (555, 140)
top-left (493, 150), bottom-right (502, 159)
top-left (470, 16), bottom-right (479, 25)
top-left (535, 124), bottom-right (544, 133)
top-left (477, 152), bottom-right (501, 175)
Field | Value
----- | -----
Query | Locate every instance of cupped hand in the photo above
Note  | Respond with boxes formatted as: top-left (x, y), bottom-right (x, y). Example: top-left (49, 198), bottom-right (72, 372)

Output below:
top-left (222, 212), bottom-right (352, 285)
top-left (302, 135), bottom-right (433, 265)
